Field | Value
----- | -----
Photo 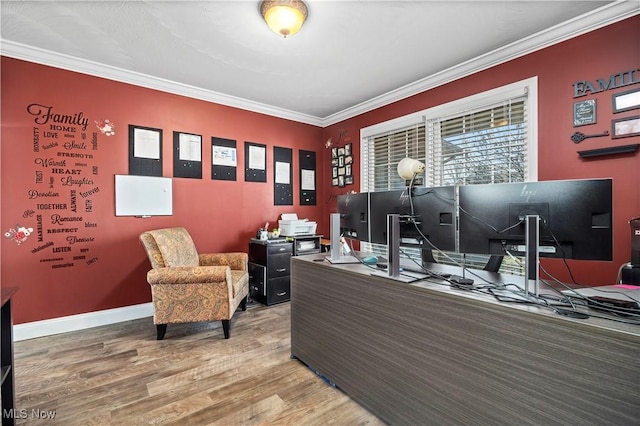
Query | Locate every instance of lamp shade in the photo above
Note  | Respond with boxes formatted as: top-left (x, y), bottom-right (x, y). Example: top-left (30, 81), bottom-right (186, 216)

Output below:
top-left (260, 0), bottom-right (308, 37)
top-left (397, 158), bottom-right (426, 180)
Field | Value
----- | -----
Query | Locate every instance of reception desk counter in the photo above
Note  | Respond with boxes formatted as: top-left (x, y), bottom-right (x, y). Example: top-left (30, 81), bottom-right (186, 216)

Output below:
top-left (290, 255), bottom-right (640, 425)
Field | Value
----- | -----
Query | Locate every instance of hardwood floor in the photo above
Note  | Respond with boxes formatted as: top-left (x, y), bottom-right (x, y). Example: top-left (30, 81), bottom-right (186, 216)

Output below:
top-left (11, 302), bottom-right (385, 425)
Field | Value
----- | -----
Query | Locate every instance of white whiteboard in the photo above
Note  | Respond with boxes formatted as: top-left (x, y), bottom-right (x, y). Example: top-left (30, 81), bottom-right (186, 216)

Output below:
top-left (115, 175), bottom-right (173, 216)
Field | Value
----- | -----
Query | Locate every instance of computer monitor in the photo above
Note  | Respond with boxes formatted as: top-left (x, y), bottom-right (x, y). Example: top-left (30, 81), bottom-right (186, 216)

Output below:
top-left (410, 186), bottom-right (457, 252)
top-left (458, 178), bottom-right (613, 260)
top-left (337, 192), bottom-right (370, 242)
top-left (369, 186), bottom-right (456, 252)
top-left (369, 189), bottom-right (419, 246)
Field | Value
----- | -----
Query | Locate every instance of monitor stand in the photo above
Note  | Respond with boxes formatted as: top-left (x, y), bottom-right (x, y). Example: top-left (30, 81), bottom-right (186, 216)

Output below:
top-left (524, 214), bottom-right (540, 296)
top-left (370, 214), bottom-right (424, 283)
top-left (325, 213), bottom-right (360, 264)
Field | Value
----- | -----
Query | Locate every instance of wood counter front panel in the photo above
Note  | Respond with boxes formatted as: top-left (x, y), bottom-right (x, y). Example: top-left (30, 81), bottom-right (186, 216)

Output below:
top-left (290, 258), bottom-right (640, 425)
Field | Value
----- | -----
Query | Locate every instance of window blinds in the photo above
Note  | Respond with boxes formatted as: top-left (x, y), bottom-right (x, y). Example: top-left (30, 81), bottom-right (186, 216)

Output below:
top-left (361, 91), bottom-right (530, 275)
top-left (362, 124), bottom-right (426, 192)
top-left (427, 97), bottom-right (528, 187)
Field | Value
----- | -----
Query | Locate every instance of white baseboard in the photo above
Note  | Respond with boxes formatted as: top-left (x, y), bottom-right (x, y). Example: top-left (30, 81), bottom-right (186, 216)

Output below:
top-left (14, 303), bottom-right (154, 341)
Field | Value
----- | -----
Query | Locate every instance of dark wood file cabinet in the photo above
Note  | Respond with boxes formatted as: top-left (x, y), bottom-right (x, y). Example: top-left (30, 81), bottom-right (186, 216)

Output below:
top-left (249, 239), bottom-right (293, 305)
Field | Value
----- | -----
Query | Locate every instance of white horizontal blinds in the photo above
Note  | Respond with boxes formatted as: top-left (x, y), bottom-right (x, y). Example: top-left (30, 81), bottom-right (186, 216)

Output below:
top-left (428, 95), bottom-right (529, 274)
top-left (366, 124), bottom-right (426, 192)
top-left (427, 96), bottom-right (528, 187)
top-left (362, 124), bottom-right (425, 258)
top-left (361, 80), bottom-right (534, 275)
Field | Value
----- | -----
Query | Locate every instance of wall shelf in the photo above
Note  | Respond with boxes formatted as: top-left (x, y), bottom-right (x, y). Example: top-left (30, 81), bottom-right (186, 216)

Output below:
top-left (578, 143), bottom-right (639, 158)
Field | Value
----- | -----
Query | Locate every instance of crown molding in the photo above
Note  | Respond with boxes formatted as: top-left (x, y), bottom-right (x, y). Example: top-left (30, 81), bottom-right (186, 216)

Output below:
top-left (0, 40), bottom-right (324, 127)
top-left (321, 1), bottom-right (640, 127)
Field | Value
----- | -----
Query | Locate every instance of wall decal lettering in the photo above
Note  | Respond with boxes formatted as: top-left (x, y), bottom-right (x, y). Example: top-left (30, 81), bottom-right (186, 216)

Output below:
top-left (573, 68), bottom-right (640, 98)
top-left (22, 102), bottom-right (101, 269)
top-left (26, 104), bottom-right (89, 131)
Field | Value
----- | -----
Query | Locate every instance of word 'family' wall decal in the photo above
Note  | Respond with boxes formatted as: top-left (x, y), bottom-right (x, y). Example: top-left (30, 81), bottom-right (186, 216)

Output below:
top-left (12, 103), bottom-right (104, 269)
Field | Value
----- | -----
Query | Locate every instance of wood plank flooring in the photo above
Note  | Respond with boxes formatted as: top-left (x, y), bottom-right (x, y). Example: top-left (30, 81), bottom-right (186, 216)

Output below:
top-left (11, 302), bottom-right (385, 425)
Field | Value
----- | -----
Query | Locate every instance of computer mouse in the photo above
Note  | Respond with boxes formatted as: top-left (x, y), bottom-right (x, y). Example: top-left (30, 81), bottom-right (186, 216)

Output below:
top-left (362, 255), bottom-right (378, 264)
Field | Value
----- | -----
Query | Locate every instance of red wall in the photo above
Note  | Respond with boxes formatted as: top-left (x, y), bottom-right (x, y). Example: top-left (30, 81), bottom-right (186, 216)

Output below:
top-left (322, 16), bottom-right (640, 286)
top-left (2, 16), bottom-right (639, 325)
top-left (1, 59), bottom-right (324, 324)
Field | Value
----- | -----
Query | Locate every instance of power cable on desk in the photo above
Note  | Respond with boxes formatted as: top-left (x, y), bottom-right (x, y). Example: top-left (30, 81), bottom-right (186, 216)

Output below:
top-left (539, 264), bottom-right (640, 321)
top-left (403, 247), bottom-right (639, 323)
top-left (400, 245), bottom-right (494, 285)
top-left (389, 245), bottom-right (638, 324)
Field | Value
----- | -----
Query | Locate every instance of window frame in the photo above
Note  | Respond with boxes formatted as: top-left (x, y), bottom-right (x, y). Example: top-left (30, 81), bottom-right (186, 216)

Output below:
top-left (358, 77), bottom-right (539, 273)
top-left (360, 77), bottom-right (539, 189)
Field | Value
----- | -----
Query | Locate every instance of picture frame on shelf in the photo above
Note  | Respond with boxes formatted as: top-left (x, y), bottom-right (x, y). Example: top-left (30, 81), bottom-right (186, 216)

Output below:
top-left (611, 115), bottom-right (640, 139)
top-left (573, 99), bottom-right (596, 127)
top-left (612, 88), bottom-right (640, 113)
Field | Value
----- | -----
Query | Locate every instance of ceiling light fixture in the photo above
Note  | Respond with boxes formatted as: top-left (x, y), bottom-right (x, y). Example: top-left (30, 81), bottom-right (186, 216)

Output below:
top-left (260, 0), bottom-right (308, 38)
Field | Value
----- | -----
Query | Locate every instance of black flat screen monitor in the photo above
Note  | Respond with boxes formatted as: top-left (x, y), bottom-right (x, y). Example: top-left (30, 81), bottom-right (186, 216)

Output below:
top-left (369, 186), bottom-right (456, 251)
top-left (337, 192), bottom-right (370, 242)
top-left (458, 178), bottom-right (613, 260)
top-left (369, 189), bottom-right (415, 246)
top-left (410, 185), bottom-right (456, 251)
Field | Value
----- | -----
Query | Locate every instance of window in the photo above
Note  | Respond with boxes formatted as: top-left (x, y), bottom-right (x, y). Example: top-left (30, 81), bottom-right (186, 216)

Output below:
top-left (360, 77), bottom-right (538, 274)
top-left (362, 124), bottom-right (425, 192)
top-left (427, 98), bottom-right (527, 186)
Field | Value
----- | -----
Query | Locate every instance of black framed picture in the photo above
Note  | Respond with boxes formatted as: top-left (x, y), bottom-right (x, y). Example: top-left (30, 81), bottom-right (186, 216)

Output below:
top-left (129, 124), bottom-right (163, 176)
top-left (612, 88), bottom-right (640, 113)
top-left (173, 131), bottom-right (202, 179)
top-left (611, 115), bottom-right (640, 138)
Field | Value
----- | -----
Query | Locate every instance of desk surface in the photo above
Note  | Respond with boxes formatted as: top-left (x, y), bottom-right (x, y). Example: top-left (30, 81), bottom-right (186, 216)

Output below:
top-left (290, 255), bottom-right (640, 425)
top-left (295, 254), bottom-right (640, 336)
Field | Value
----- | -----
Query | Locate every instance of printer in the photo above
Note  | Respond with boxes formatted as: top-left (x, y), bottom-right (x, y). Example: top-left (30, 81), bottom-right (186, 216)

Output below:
top-left (278, 213), bottom-right (317, 237)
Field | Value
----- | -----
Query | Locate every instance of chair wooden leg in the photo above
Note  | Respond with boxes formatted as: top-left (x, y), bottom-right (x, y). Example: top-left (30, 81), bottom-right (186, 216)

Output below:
top-left (240, 296), bottom-right (247, 311)
top-left (222, 319), bottom-right (230, 339)
top-left (156, 324), bottom-right (167, 340)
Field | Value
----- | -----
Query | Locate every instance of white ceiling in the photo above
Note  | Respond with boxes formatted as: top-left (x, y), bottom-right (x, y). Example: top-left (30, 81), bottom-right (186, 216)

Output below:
top-left (1, 1), bottom-right (639, 126)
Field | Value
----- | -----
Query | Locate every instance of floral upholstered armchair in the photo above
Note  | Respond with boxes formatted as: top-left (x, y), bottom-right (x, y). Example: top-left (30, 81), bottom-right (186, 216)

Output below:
top-left (139, 227), bottom-right (249, 340)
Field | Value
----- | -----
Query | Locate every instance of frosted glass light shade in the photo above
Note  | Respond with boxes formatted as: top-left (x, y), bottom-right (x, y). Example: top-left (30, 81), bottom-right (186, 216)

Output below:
top-left (397, 158), bottom-right (426, 180)
top-left (260, 0), bottom-right (308, 38)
